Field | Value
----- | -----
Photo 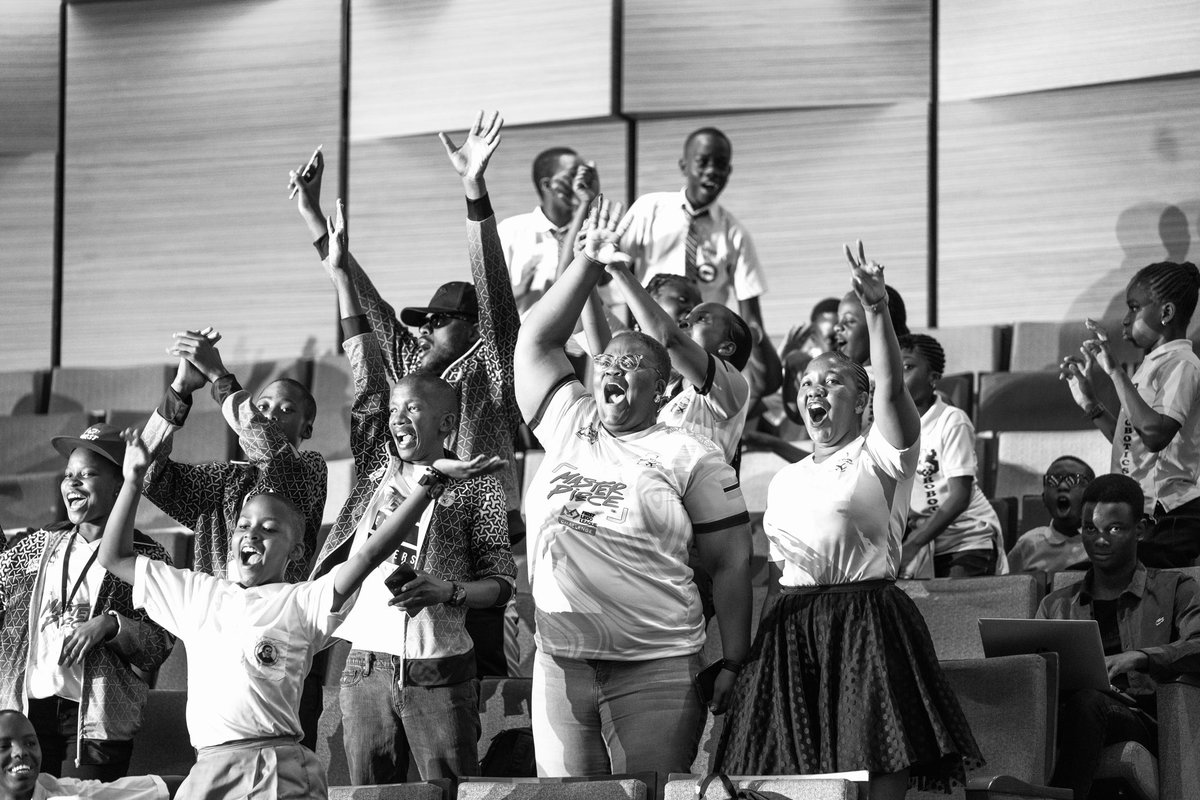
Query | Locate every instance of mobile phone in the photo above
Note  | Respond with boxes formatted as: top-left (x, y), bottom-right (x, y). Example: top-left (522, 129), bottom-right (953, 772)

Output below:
top-left (384, 563), bottom-right (417, 596)
top-left (288, 144), bottom-right (323, 199)
top-left (693, 659), bottom-right (724, 706)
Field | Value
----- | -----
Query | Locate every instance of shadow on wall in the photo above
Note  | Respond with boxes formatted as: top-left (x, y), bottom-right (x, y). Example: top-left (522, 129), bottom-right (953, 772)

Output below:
top-left (1069, 200), bottom-right (1200, 336)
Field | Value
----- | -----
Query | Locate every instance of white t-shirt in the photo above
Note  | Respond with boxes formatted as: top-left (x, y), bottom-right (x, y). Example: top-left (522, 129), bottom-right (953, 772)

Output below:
top-left (764, 425), bottom-right (918, 586)
top-left (32, 773), bottom-right (167, 800)
top-left (28, 534), bottom-right (106, 702)
top-left (1007, 525), bottom-right (1089, 574)
top-left (1112, 340), bottom-right (1200, 513)
top-left (909, 399), bottom-right (1000, 556)
top-left (657, 355), bottom-right (750, 464)
top-left (526, 381), bottom-right (749, 660)
top-left (133, 557), bottom-right (352, 749)
top-left (617, 190), bottom-right (766, 307)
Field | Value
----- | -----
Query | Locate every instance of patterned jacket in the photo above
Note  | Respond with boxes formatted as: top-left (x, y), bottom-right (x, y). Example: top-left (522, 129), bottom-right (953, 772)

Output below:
top-left (311, 322), bottom-right (515, 681)
top-left (141, 384), bottom-right (327, 583)
top-left (0, 524), bottom-right (175, 749)
top-left (336, 194), bottom-right (522, 513)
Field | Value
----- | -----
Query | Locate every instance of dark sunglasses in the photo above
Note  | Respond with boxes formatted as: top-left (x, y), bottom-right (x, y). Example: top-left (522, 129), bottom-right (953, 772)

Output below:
top-left (1043, 473), bottom-right (1090, 490)
top-left (424, 312), bottom-right (471, 329)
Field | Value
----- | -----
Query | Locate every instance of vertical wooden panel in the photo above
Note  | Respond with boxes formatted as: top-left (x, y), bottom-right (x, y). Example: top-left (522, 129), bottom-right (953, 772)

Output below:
top-left (0, 0), bottom-right (59, 152)
top-left (635, 107), bottom-right (929, 337)
top-left (350, 0), bottom-right (613, 140)
top-left (940, 0), bottom-right (1200, 101)
top-left (62, 0), bottom-right (342, 368)
top-left (0, 154), bottom-right (56, 371)
top-left (348, 120), bottom-right (629, 313)
top-left (623, 0), bottom-right (929, 114)
top-left (938, 77), bottom-right (1200, 328)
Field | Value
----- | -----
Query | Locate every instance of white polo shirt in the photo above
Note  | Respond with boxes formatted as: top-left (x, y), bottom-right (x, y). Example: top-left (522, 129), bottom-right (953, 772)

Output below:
top-left (498, 207), bottom-right (565, 300)
top-left (764, 425), bottom-right (918, 586)
top-left (1112, 339), bottom-right (1200, 513)
top-left (657, 354), bottom-right (750, 464)
top-left (526, 380), bottom-right (749, 660)
top-left (617, 190), bottom-right (766, 307)
top-left (133, 557), bottom-right (352, 749)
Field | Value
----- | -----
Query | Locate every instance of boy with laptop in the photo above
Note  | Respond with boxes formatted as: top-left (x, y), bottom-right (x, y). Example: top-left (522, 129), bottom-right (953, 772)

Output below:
top-left (1036, 473), bottom-right (1200, 799)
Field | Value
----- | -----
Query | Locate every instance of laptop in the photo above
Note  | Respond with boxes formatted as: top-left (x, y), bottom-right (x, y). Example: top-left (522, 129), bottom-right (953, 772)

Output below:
top-left (978, 618), bottom-right (1110, 692)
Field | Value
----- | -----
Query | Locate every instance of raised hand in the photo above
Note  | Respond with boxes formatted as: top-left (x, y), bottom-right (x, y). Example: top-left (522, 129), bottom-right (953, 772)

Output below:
top-left (572, 161), bottom-right (600, 207)
top-left (288, 146), bottom-right (324, 206)
top-left (843, 240), bottom-right (887, 307)
top-left (431, 454), bottom-right (507, 482)
top-left (1059, 350), bottom-right (1099, 409)
top-left (169, 329), bottom-right (227, 382)
top-left (1082, 318), bottom-right (1119, 375)
top-left (578, 195), bottom-right (630, 268)
top-left (120, 427), bottom-right (151, 482)
top-left (170, 327), bottom-right (221, 395)
top-left (325, 198), bottom-right (348, 280)
top-left (438, 110), bottom-right (503, 182)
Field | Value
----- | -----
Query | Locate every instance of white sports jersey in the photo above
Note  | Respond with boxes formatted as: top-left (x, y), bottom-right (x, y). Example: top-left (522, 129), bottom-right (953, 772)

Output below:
top-left (526, 380), bottom-right (749, 660)
top-left (657, 354), bottom-right (750, 464)
top-left (765, 425), bottom-right (918, 586)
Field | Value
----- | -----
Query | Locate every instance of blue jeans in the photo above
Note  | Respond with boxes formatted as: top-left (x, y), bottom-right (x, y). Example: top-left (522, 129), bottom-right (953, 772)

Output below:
top-left (339, 649), bottom-right (481, 782)
top-left (532, 650), bottom-right (705, 777)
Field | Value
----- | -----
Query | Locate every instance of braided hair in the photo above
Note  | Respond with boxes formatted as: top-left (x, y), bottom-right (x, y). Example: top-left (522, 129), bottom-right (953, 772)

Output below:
top-left (1130, 261), bottom-right (1200, 327)
top-left (822, 350), bottom-right (871, 396)
top-left (898, 332), bottom-right (946, 376)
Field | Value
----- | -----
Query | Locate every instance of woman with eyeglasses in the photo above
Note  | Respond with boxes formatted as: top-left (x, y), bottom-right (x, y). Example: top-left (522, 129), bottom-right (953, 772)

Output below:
top-left (715, 244), bottom-right (983, 800)
top-left (513, 197), bottom-right (753, 777)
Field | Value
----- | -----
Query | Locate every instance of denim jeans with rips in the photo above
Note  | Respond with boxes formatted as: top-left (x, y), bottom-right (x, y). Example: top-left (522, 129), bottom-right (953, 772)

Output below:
top-left (339, 649), bottom-right (481, 783)
top-left (531, 650), bottom-right (705, 777)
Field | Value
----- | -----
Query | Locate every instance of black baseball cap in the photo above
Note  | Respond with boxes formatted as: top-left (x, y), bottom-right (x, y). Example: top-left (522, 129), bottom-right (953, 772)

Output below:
top-left (400, 282), bottom-right (479, 328)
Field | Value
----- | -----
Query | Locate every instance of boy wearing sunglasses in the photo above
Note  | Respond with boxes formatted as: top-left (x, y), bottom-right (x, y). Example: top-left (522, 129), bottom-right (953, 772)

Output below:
top-left (1008, 456), bottom-right (1095, 573)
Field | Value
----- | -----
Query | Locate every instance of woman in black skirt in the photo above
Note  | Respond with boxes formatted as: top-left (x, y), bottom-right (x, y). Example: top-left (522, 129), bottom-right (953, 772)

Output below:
top-left (715, 242), bottom-right (983, 798)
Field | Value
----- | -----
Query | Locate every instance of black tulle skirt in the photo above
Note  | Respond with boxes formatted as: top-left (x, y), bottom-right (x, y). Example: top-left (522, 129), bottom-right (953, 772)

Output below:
top-left (714, 580), bottom-right (983, 793)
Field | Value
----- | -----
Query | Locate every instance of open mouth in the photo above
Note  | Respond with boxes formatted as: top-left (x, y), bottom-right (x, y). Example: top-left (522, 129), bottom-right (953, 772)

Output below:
top-left (65, 491), bottom-right (88, 510)
top-left (602, 381), bottom-right (627, 406)
top-left (393, 426), bottom-right (416, 449)
top-left (7, 763), bottom-right (34, 777)
top-left (239, 545), bottom-right (264, 567)
top-left (806, 400), bottom-right (829, 425)
top-left (1053, 494), bottom-right (1072, 514)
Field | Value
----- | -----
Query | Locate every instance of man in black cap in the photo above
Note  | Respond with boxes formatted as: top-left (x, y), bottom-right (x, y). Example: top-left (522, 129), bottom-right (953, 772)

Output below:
top-left (290, 113), bottom-right (520, 681)
top-left (0, 424), bottom-right (174, 781)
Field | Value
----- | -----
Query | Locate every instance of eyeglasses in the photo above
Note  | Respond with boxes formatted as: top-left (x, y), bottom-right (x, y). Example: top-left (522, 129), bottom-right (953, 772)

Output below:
top-left (592, 352), bottom-right (647, 372)
top-left (424, 312), bottom-right (470, 329)
top-left (1043, 473), bottom-right (1090, 490)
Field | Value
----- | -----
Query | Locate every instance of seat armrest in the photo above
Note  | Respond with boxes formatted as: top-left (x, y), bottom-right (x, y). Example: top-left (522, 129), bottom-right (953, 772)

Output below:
top-left (1158, 677), bottom-right (1200, 800)
top-left (964, 775), bottom-right (1073, 799)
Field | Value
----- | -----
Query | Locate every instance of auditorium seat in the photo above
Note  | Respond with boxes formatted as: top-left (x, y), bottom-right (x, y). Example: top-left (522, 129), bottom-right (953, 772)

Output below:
top-left (936, 371), bottom-right (974, 419)
top-left (898, 575), bottom-right (1041, 660)
top-left (47, 364), bottom-right (171, 415)
top-left (909, 655), bottom-right (1070, 799)
top-left (0, 471), bottom-right (64, 530)
top-left (665, 774), bottom-right (857, 800)
top-left (328, 782), bottom-right (450, 800)
top-left (989, 496), bottom-right (1018, 552)
top-left (993, 430), bottom-right (1110, 500)
top-left (0, 368), bottom-right (48, 415)
top-left (0, 411), bottom-right (90, 474)
top-left (127, 690), bottom-right (195, 777)
top-left (1019, 494), bottom-right (1051, 534)
top-left (457, 775), bottom-right (654, 800)
top-left (976, 371), bottom-right (1090, 432)
top-left (1010, 320), bottom-right (1141, 374)
top-left (911, 324), bottom-right (1010, 374)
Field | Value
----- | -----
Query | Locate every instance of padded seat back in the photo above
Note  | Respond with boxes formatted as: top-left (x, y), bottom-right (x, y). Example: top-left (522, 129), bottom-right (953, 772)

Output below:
top-left (994, 430), bottom-right (1110, 500)
top-left (1011, 320), bottom-right (1141, 373)
top-left (898, 575), bottom-right (1041, 659)
top-left (977, 371), bottom-right (1090, 432)
top-left (0, 470), bottom-right (66, 530)
top-left (0, 412), bottom-right (90, 474)
top-left (328, 782), bottom-right (449, 800)
top-left (911, 324), bottom-right (1009, 374)
top-left (48, 364), bottom-right (170, 414)
top-left (457, 776), bottom-right (652, 800)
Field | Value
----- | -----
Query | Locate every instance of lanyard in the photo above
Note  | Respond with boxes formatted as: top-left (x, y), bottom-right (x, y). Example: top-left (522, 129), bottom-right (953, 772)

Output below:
top-left (60, 529), bottom-right (101, 614)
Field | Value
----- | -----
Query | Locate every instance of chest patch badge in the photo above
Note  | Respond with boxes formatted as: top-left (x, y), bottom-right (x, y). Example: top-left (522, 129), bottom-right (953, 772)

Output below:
top-left (254, 637), bottom-right (282, 667)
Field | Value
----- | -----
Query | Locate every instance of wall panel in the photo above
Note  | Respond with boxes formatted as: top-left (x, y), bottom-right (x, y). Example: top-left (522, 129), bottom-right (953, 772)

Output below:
top-left (940, 0), bottom-right (1200, 101)
top-left (347, 120), bottom-right (629, 314)
top-left (938, 77), bottom-right (1200, 328)
top-left (350, 0), bottom-right (613, 141)
top-left (0, 0), bottom-right (59, 152)
top-left (62, 0), bottom-right (343, 367)
top-left (635, 106), bottom-right (929, 337)
top-left (0, 154), bottom-right (56, 371)
top-left (623, 0), bottom-right (929, 115)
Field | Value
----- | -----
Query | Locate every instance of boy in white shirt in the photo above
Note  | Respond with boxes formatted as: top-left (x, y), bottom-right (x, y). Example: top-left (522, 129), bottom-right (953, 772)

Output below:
top-left (97, 428), bottom-right (501, 800)
top-left (1007, 457), bottom-right (1093, 574)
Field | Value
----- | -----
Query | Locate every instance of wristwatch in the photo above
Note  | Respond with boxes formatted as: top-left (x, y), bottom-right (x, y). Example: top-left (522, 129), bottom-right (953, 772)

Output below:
top-left (418, 466), bottom-right (448, 500)
top-left (446, 581), bottom-right (467, 607)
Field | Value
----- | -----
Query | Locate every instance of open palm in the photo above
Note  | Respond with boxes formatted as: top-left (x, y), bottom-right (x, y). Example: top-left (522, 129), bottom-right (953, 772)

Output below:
top-left (439, 110), bottom-right (503, 181)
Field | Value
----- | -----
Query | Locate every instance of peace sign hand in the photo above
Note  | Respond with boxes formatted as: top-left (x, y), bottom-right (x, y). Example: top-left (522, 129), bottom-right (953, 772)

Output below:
top-left (843, 239), bottom-right (887, 307)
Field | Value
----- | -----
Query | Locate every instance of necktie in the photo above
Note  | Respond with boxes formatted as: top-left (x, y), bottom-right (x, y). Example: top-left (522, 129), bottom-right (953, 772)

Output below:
top-left (684, 209), bottom-right (708, 283)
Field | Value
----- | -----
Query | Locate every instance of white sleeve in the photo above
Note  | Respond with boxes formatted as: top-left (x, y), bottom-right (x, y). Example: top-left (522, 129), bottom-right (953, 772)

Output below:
top-left (297, 564), bottom-right (356, 645)
top-left (865, 423), bottom-right (919, 481)
top-left (529, 380), bottom-right (593, 447)
top-left (702, 358), bottom-right (750, 419)
top-left (48, 773), bottom-right (168, 800)
top-left (132, 556), bottom-right (212, 640)
top-left (938, 409), bottom-right (978, 480)
top-left (1153, 356), bottom-right (1200, 424)
top-left (729, 222), bottom-right (766, 301)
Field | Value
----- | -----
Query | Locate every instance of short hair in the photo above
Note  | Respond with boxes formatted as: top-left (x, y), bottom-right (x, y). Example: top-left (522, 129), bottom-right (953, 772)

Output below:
top-left (1047, 455), bottom-right (1096, 480)
top-left (724, 310), bottom-right (754, 371)
top-left (242, 492), bottom-right (305, 544)
top-left (392, 372), bottom-right (460, 418)
top-left (817, 350), bottom-right (871, 395)
top-left (1130, 261), bottom-right (1200, 327)
top-left (645, 274), bottom-right (702, 306)
top-left (531, 147), bottom-right (577, 189)
top-left (683, 127), bottom-right (732, 158)
top-left (610, 330), bottom-right (671, 384)
top-left (1081, 473), bottom-right (1144, 515)
top-left (898, 332), bottom-right (946, 376)
top-left (885, 286), bottom-right (909, 336)
top-left (267, 378), bottom-right (317, 425)
top-left (811, 297), bottom-right (840, 321)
